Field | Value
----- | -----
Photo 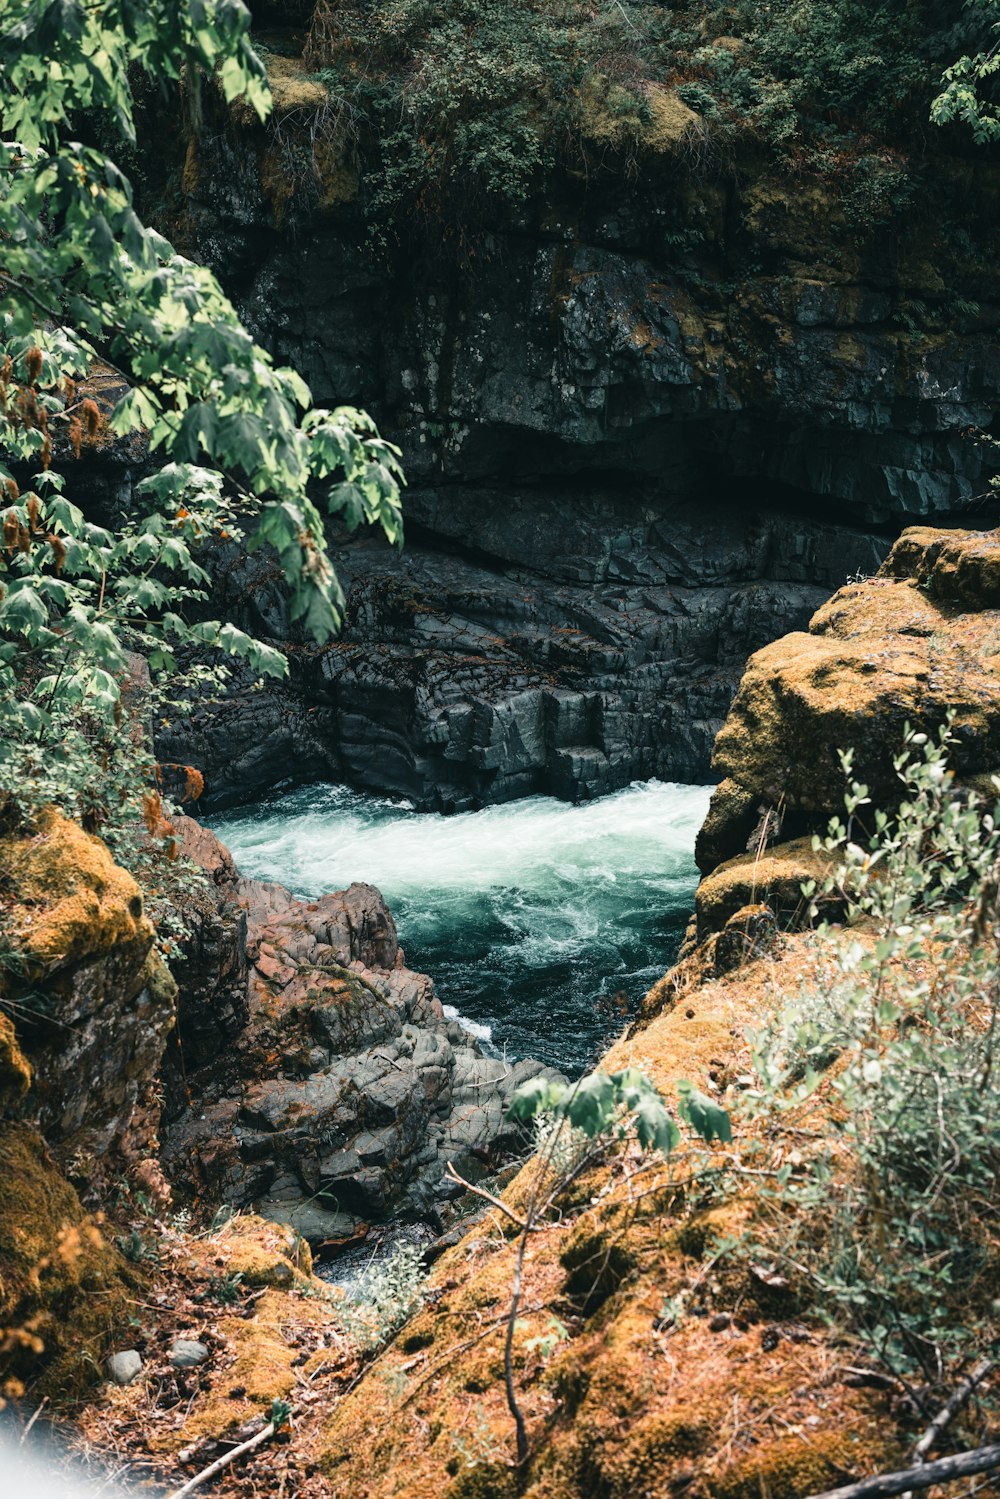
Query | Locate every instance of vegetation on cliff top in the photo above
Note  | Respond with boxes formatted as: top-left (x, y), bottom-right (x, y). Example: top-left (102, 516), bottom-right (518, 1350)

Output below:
top-left (297, 0), bottom-right (994, 240)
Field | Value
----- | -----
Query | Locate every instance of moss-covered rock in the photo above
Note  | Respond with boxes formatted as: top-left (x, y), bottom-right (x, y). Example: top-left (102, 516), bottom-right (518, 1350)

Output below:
top-left (694, 838), bottom-right (836, 940)
top-left (0, 1125), bottom-right (134, 1402)
top-left (0, 808), bottom-right (175, 1173)
top-left (0, 1013), bottom-right (31, 1111)
top-left (1, 808), bottom-right (153, 974)
top-left (702, 527), bottom-right (1000, 875)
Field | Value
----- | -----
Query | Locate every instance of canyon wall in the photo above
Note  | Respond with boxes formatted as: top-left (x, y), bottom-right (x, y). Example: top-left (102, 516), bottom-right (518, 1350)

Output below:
top-left (141, 37), bottom-right (1000, 808)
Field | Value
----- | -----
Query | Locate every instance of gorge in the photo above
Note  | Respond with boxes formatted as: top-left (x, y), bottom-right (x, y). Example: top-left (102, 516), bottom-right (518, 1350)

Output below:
top-left (3, 3), bottom-right (1000, 1497)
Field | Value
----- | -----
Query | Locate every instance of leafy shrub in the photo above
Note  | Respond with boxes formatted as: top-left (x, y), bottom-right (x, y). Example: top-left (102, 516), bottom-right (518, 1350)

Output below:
top-left (0, 2), bottom-right (404, 908)
top-left (336, 1240), bottom-right (427, 1353)
top-left (745, 724), bottom-right (1000, 1380)
top-left (298, 0), bottom-right (982, 240)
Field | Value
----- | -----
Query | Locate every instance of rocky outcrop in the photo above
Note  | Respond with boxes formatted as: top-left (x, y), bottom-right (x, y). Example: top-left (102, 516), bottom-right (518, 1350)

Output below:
top-left (0, 812), bottom-right (174, 1402)
top-left (135, 40), bottom-right (1000, 811)
top-left (161, 817), bottom-right (556, 1237)
top-left (0, 809), bottom-right (176, 1181)
top-left (695, 523), bottom-right (1000, 901)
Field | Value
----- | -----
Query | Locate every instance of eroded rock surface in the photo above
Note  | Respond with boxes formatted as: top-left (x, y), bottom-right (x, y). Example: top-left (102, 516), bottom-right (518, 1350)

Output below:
top-left (696, 524), bottom-right (1000, 896)
top-left (160, 500), bottom-right (884, 810)
top-left (160, 817), bottom-right (557, 1234)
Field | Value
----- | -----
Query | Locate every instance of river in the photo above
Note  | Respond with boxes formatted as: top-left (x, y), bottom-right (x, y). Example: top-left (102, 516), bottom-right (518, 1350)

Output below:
top-left (209, 778), bottom-right (712, 1075)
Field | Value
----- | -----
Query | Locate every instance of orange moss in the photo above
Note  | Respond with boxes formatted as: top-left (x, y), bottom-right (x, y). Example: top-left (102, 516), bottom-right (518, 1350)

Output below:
top-left (0, 1012), bottom-right (31, 1108)
top-left (694, 837), bottom-right (835, 938)
top-left (1, 808), bottom-right (153, 975)
top-left (181, 1213), bottom-right (314, 1291)
top-left (0, 1125), bottom-right (134, 1402)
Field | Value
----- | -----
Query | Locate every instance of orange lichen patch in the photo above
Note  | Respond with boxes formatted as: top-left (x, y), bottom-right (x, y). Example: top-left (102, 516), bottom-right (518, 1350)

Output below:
top-left (881, 524), bottom-right (1000, 609)
top-left (0, 1125), bottom-right (134, 1402)
top-left (0, 1012), bottom-right (31, 1108)
top-left (694, 837), bottom-right (835, 939)
top-left (702, 527), bottom-right (1000, 873)
top-left (0, 808), bottom-right (154, 976)
top-left (181, 1213), bottom-right (314, 1291)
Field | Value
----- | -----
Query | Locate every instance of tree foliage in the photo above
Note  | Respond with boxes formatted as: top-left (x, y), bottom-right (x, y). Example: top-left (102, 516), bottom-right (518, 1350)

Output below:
top-left (931, 0), bottom-right (1000, 141)
top-left (0, 0), bottom-right (403, 840)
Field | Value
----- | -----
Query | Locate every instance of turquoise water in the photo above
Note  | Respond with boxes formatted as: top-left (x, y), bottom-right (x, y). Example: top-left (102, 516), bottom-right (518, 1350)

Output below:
top-left (209, 779), bottom-right (712, 1075)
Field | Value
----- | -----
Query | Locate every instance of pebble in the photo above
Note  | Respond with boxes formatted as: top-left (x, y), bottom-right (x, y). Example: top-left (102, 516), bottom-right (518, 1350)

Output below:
top-left (169, 1338), bottom-right (210, 1369)
top-left (107, 1350), bottom-right (142, 1385)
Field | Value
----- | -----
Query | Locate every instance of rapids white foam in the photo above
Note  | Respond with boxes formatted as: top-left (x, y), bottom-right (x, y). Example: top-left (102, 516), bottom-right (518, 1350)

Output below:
top-left (211, 779), bottom-right (712, 1073)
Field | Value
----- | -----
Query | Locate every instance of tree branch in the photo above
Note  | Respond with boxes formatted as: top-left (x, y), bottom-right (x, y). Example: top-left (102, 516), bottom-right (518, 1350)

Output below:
top-left (805, 1442), bottom-right (1000, 1499)
top-left (444, 1161), bottom-right (530, 1231)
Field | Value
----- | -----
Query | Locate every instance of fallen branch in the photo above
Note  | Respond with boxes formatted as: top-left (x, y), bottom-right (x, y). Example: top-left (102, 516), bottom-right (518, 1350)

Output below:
top-left (913, 1360), bottom-right (993, 1465)
top-left (804, 1441), bottom-right (1000, 1499)
top-left (899, 1360), bottom-right (994, 1499)
top-left (166, 1418), bottom-right (283, 1499)
top-left (444, 1162), bottom-right (530, 1230)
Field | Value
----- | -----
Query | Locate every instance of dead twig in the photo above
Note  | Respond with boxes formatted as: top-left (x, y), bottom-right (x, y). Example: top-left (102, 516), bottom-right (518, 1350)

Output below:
top-left (899, 1359), bottom-right (994, 1499)
top-left (165, 1418), bottom-right (286, 1499)
top-left (913, 1360), bottom-right (993, 1464)
top-left (20, 1396), bottom-right (48, 1444)
top-left (444, 1162), bottom-right (530, 1230)
top-left (805, 1441), bottom-right (1000, 1499)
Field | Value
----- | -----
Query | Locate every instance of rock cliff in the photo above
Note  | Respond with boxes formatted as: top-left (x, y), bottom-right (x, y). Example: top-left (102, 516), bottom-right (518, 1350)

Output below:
top-left (141, 22), bottom-right (1000, 810)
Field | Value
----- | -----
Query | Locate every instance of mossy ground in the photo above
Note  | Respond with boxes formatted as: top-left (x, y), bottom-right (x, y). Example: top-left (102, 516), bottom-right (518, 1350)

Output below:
top-left (0, 1126), bottom-right (137, 1405)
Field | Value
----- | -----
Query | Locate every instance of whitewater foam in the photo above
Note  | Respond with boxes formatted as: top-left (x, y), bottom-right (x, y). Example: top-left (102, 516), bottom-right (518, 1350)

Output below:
top-left (211, 779), bottom-right (711, 1073)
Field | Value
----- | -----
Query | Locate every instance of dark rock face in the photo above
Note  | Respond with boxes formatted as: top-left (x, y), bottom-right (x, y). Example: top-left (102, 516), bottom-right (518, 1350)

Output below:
top-left (163, 493), bottom-right (887, 810)
top-left (161, 818), bottom-right (556, 1234)
top-left (145, 108), bottom-right (1000, 809)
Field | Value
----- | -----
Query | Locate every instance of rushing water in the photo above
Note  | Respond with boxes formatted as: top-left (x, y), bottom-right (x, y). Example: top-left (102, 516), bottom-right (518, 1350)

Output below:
top-left (210, 779), bottom-right (712, 1075)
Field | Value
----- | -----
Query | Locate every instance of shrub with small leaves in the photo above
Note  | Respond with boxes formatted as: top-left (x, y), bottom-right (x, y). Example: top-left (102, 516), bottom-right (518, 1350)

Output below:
top-left (744, 722), bottom-right (1000, 1382)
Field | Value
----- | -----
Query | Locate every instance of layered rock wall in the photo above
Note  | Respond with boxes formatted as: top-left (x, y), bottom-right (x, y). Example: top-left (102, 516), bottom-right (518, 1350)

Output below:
top-left (141, 39), bottom-right (1000, 810)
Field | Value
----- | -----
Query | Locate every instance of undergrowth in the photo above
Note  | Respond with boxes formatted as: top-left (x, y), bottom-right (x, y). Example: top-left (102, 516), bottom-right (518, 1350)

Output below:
top-left (299, 0), bottom-right (986, 244)
top-left (744, 723), bottom-right (1000, 1387)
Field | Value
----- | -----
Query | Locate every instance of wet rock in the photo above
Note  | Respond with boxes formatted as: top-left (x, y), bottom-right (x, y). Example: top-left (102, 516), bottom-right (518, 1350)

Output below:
top-left (147, 121), bottom-right (1000, 813)
top-left (160, 821), bottom-right (560, 1237)
top-left (162, 507), bottom-right (885, 812)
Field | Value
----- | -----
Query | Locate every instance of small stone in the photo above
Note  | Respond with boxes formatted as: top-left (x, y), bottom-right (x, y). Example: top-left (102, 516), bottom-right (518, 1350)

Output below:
top-left (708, 1312), bottom-right (732, 1332)
top-left (169, 1338), bottom-right (210, 1370)
top-left (107, 1350), bottom-right (142, 1385)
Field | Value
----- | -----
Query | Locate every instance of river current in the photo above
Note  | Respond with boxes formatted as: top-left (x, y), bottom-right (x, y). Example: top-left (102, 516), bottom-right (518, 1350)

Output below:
top-left (210, 778), bottom-right (712, 1075)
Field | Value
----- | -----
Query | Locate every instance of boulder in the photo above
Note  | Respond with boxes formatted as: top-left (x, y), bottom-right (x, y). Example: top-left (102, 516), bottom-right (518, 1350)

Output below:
top-left (699, 526), bottom-right (1000, 880)
top-left (160, 822), bottom-right (560, 1237)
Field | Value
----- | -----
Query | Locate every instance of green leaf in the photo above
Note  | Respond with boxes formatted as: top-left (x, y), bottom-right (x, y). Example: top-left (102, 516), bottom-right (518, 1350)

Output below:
top-left (676, 1081), bottom-right (732, 1145)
